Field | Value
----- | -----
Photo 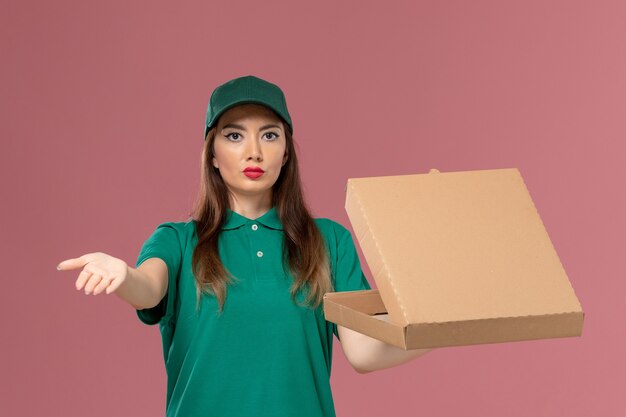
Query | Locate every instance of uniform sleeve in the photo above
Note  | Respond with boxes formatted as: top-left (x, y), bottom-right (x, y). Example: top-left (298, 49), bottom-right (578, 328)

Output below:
top-left (331, 223), bottom-right (372, 341)
top-left (135, 222), bottom-right (182, 326)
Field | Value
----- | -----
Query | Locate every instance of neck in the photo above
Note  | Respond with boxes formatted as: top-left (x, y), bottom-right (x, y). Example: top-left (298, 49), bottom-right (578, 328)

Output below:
top-left (228, 192), bottom-right (273, 219)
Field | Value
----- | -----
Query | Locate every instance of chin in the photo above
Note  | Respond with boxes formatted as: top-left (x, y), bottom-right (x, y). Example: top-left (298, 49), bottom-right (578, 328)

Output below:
top-left (237, 182), bottom-right (273, 192)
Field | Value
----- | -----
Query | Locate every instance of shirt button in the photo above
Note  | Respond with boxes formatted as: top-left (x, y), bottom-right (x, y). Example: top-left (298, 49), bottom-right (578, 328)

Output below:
top-left (251, 224), bottom-right (258, 231)
top-left (256, 251), bottom-right (264, 257)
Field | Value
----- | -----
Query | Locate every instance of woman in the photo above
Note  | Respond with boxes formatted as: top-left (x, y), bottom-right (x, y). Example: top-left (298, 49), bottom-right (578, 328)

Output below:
top-left (57, 75), bottom-right (432, 417)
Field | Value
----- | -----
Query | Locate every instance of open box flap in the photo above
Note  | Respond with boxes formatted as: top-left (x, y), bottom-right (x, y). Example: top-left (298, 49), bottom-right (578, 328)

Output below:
top-left (345, 167), bottom-right (584, 327)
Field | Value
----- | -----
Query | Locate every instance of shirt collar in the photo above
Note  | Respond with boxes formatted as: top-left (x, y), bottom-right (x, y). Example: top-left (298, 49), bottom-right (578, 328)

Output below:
top-left (222, 206), bottom-right (283, 231)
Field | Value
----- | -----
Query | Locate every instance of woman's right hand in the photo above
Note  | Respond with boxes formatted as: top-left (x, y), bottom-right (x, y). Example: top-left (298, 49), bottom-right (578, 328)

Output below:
top-left (56, 252), bottom-right (129, 296)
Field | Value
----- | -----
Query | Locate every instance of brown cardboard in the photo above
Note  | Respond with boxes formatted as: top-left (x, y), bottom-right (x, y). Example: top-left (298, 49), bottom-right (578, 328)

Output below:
top-left (323, 167), bottom-right (585, 350)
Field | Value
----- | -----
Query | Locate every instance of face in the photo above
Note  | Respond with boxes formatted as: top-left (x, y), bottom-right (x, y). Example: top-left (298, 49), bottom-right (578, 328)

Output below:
top-left (212, 103), bottom-right (288, 204)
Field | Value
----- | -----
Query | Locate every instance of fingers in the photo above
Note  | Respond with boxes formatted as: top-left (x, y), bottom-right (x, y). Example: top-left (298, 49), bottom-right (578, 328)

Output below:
top-left (92, 276), bottom-right (113, 295)
top-left (82, 273), bottom-right (112, 295)
top-left (76, 272), bottom-right (115, 295)
top-left (75, 264), bottom-right (113, 295)
top-left (84, 274), bottom-right (103, 295)
top-left (104, 276), bottom-right (123, 295)
top-left (75, 269), bottom-right (93, 291)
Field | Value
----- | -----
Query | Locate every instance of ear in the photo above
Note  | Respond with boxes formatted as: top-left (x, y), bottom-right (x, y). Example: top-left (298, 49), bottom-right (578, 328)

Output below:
top-left (282, 152), bottom-right (288, 166)
top-left (212, 157), bottom-right (219, 169)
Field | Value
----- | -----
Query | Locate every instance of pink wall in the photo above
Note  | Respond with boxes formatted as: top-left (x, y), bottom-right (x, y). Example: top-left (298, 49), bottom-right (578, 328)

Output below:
top-left (2, 0), bottom-right (624, 415)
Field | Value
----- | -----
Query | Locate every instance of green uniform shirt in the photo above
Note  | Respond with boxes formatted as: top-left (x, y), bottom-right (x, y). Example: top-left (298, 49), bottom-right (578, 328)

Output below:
top-left (135, 206), bottom-right (371, 417)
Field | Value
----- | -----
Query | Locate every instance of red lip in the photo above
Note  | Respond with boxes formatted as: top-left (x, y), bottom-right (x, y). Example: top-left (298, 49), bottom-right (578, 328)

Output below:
top-left (243, 167), bottom-right (265, 173)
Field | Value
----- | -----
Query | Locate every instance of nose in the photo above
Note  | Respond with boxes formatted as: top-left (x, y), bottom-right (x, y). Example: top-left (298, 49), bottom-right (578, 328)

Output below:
top-left (246, 137), bottom-right (263, 161)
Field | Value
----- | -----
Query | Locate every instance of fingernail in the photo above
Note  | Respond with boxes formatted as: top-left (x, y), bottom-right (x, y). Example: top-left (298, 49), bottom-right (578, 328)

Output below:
top-left (56, 264), bottom-right (61, 270)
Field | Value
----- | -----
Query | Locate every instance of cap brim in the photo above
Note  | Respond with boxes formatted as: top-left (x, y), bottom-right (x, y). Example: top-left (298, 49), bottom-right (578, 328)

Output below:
top-left (205, 99), bottom-right (292, 139)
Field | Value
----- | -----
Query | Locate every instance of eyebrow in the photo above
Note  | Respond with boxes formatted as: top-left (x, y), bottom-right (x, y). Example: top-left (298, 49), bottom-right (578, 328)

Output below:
top-left (221, 123), bottom-right (282, 131)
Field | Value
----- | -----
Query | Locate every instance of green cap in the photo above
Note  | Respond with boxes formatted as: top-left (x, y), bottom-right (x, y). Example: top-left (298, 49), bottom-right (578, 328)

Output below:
top-left (204, 75), bottom-right (293, 140)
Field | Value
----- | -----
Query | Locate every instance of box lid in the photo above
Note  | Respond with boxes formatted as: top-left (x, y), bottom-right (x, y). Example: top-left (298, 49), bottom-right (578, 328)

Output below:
top-left (345, 167), bottom-right (584, 327)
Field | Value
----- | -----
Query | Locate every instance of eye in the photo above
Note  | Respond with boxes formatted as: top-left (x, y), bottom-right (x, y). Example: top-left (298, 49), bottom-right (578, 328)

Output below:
top-left (225, 132), bottom-right (242, 141)
top-left (264, 132), bottom-right (279, 140)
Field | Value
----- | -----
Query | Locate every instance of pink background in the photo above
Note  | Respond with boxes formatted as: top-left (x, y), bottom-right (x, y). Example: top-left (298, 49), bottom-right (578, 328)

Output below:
top-left (2, 0), bottom-right (624, 416)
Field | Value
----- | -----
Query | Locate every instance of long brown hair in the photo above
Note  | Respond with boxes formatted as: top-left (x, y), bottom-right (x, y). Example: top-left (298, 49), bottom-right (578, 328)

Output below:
top-left (188, 123), bottom-right (333, 315)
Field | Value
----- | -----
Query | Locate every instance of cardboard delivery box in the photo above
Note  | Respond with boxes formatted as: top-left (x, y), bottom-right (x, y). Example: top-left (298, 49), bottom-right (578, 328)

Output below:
top-left (323, 167), bottom-right (585, 350)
